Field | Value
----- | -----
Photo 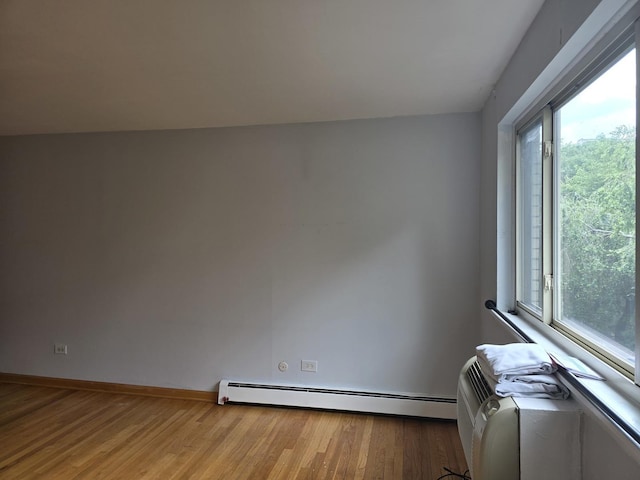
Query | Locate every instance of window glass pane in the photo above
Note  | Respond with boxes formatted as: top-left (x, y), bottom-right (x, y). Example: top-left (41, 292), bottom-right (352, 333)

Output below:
top-left (555, 48), bottom-right (636, 366)
top-left (519, 120), bottom-right (544, 315)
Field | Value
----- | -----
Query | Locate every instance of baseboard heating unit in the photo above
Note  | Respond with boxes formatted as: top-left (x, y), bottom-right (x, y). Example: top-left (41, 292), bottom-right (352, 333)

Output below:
top-left (218, 380), bottom-right (457, 419)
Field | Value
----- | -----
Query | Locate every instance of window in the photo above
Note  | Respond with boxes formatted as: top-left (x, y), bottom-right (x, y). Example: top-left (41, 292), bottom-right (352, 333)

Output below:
top-left (517, 119), bottom-right (544, 316)
top-left (516, 39), bottom-right (637, 378)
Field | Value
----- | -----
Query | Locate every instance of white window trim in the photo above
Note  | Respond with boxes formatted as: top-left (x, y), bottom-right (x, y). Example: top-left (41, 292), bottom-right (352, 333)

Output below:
top-left (493, 0), bottom-right (640, 455)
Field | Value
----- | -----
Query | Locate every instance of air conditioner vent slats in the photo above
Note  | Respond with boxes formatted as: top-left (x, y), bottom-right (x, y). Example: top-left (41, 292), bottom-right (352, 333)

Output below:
top-left (466, 361), bottom-right (492, 404)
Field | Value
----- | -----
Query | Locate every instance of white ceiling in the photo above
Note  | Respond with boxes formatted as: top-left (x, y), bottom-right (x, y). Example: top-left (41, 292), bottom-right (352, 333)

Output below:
top-left (0, 0), bottom-right (545, 136)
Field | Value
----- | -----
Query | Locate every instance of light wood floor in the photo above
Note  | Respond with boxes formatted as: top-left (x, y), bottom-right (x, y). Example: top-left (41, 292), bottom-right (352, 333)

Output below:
top-left (0, 382), bottom-right (468, 479)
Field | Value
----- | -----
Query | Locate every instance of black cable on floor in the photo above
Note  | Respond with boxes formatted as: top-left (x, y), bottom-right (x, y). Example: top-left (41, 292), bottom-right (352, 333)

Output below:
top-left (436, 466), bottom-right (471, 479)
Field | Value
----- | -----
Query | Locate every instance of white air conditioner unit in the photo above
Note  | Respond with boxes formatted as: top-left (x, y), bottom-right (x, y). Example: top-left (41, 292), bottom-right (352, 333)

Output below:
top-left (457, 357), bottom-right (582, 480)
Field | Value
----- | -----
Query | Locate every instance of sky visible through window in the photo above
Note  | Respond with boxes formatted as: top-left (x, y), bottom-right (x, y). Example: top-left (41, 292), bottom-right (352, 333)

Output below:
top-left (559, 49), bottom-right (635, 143)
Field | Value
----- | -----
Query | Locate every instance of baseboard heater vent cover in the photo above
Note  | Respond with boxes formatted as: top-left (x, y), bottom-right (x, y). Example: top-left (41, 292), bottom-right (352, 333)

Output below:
top-left (218, 380), bottom-right (456, 419)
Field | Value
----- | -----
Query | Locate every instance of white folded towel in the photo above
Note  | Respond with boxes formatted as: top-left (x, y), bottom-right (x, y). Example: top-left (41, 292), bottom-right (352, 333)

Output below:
top-left (476, 343), bottom-right (556, 382)
top-left (490, 374), bottom-right (570, 400)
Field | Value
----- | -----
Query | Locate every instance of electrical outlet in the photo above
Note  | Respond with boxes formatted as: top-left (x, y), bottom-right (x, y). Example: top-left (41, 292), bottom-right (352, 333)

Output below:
top-left (54, 343), bottom-right (68, 355)
top-left (301, 360), bottom-right (318, 372)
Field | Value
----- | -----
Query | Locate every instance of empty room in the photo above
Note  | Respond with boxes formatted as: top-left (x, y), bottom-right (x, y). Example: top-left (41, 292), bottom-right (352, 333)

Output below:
top-left (1, 1), bottom-right (640, 479)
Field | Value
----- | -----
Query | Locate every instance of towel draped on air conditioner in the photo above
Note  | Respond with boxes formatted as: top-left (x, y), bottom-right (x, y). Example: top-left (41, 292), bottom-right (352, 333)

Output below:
top-left (476, 343), bottom-right (570, 400)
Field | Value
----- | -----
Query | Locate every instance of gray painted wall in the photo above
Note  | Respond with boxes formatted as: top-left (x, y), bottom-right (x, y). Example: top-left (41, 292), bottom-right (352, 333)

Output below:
top-left (0, 113), bottom-right (481, 397)
top-left (480, 0), bottom-right (640, 477)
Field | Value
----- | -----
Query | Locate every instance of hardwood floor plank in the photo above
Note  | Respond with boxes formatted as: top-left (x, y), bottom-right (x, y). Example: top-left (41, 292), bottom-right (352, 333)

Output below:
top-left (353, 415), bottom-right (374, 480)
top-left (0, 387), bottom-right (71, 427)
top-left (0, 382), bottom-right (467, 479)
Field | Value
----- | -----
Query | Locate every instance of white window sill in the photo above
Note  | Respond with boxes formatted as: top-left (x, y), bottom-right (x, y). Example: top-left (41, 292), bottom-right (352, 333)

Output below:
top-left (489, 308), bottom-right (640, 458)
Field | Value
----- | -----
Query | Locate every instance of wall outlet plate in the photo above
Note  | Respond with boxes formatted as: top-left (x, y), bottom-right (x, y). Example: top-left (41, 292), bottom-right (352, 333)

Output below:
top-left (54, 343), bottom-right (68, 355)
top-left (301, 360), bottom-right (318, 372)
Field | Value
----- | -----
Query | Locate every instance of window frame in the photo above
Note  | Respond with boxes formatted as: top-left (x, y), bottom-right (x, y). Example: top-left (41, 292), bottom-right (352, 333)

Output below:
top-left (514, 31), bottom-right (639, 383)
